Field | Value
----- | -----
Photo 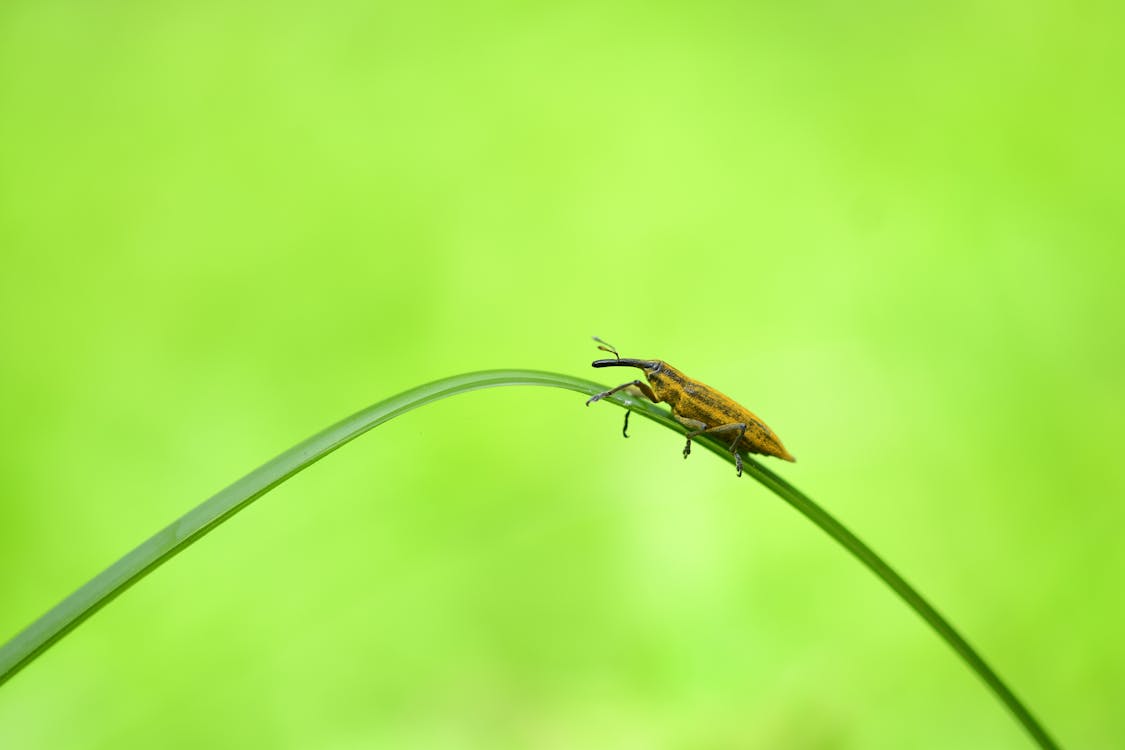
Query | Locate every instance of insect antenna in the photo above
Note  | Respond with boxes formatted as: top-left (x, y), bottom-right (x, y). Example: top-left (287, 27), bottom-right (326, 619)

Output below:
top-left (592, 336), bottom-right (620, 360)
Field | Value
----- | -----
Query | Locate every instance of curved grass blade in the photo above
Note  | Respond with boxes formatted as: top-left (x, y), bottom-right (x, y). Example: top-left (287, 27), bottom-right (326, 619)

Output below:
top-left (0, 370), bottom-right (1059, 749)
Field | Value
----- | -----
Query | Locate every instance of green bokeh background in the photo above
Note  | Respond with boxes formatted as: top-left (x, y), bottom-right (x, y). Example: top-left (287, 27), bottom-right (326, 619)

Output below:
top-left (1, 2), bottom-right (1122, 747)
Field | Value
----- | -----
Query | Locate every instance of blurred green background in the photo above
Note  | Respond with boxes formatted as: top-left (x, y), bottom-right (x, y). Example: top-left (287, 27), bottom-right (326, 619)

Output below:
top-left (1, 1), bottom-right (1122, 747)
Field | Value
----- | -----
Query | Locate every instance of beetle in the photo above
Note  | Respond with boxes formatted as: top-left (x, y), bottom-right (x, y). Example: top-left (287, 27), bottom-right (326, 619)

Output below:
top-left (586, 338), bottom-right (795, 476)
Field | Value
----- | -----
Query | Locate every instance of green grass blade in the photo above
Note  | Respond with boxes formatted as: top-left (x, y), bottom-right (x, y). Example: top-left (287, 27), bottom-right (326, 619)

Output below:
top-left (0, 369), bottom-right (567, 686)
top-left (0, 369), bottom-right (1060, 749)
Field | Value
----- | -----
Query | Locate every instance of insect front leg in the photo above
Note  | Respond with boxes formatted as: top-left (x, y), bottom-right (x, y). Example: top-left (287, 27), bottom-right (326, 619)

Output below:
top-left (587, 380), bottom-right (660, 440)
top-left (585, 380), bottom-right (659, 406)
top-left (683, 422), bottom-right (749, 477)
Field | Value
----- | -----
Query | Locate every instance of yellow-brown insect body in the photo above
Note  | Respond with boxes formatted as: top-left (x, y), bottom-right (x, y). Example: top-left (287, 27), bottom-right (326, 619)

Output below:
top-left (646, 361), bottom-right (795, 462)
top-left (589, 355), bottom-right (796, 469)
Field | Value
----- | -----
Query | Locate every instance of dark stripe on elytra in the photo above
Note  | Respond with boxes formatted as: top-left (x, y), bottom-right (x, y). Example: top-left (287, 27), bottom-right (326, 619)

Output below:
top-left (679, 397), bottom-right (735, 428)
top-left (684, 381), bottom-right (749, 421)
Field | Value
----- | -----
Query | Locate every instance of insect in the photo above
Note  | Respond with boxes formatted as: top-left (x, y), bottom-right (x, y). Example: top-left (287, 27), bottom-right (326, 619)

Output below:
top-left (586, 338), bottom-right (795, 476)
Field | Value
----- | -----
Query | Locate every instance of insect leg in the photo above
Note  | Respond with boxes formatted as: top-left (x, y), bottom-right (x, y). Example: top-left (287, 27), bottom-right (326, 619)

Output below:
top-left (585, 380), bottom-right (659, 406)
top-left (674, 416), bottom-right (708, 460)
top-left (622, 409), bottom-right (631, 438)
top-left (683, 422), bottom-right (749, 477)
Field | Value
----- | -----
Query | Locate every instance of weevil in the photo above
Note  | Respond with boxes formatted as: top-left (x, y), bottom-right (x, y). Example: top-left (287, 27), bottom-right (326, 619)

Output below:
top-left (586, 338), bottom-right (795, 476)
